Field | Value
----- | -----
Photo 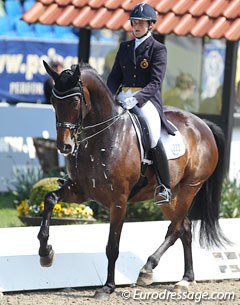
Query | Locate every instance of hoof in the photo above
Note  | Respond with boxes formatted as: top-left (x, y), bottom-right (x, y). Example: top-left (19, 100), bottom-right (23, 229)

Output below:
top-left (173, 280), bottom-right (196, 292)
top-left (136, 270), bottom-right (153, 286)
top-left (94, 285), bottom-right (114, 300)
top-left (40, 249), bottom-right (54, 267)
top-left (94, 290), bottom-right (111, 300)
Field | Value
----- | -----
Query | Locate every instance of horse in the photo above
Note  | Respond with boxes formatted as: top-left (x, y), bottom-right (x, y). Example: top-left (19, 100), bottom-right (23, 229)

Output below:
top-left (38, 61), bottom-right (227, 299)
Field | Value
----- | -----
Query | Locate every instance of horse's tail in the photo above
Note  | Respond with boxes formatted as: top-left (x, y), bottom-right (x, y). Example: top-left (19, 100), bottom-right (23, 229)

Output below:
top-left (189, 120), bottom-right (229, 248)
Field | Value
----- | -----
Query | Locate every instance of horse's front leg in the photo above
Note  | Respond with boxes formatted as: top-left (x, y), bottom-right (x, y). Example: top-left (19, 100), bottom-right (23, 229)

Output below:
top-left (37, 179), bottom-right (81, 267)
top-left (37, 190), bottom-right (59, 267)
top-left (95, 203), bottom-right (127, 300)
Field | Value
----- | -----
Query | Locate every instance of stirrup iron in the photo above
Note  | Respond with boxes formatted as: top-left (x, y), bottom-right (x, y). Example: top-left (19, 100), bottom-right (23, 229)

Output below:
top-left (154, 184), bottom-right (172, 205)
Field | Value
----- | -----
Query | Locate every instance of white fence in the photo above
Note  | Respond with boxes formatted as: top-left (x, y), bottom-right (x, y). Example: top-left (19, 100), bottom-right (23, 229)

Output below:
top-left (0, 219), bottom-right (240, 292)
top-left (0, 103), bottom-right (59, 191)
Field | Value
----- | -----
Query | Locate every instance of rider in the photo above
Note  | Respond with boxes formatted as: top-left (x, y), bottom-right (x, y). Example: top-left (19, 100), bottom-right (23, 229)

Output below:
top-left (107, 3), bottom-right (176, 205)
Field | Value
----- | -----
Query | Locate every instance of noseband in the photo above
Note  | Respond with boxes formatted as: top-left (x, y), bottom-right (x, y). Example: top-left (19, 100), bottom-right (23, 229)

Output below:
top-left (52, 79), bottom-right (87, 131)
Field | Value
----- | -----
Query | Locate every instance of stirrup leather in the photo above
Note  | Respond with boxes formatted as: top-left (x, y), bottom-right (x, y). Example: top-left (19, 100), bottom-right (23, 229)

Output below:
top-left (154, 184), bottom-right (172, 205)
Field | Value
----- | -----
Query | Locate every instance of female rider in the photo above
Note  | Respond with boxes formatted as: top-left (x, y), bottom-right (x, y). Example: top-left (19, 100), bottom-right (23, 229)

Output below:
top-left (107, 3), bottom-right (175, 204)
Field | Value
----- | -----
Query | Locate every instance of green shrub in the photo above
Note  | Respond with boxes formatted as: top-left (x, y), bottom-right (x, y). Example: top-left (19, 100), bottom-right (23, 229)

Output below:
top-left (17, 177), bottom-right (95, 221)
top-left (220, 178), bottom-right (240, 218)
top-left (29, 177), bottom-right (60, 206)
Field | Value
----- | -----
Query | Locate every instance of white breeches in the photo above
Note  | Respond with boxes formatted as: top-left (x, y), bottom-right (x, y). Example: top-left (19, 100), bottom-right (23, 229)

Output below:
top-left (118, 89), bottom-right (161, 148)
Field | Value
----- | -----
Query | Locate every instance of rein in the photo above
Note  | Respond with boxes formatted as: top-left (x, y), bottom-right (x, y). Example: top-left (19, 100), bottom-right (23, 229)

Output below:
top-left (77, 111), bottom-right (126, 143)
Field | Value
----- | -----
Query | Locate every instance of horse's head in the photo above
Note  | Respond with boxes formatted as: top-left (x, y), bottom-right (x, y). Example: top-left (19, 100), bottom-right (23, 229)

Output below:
top-left (43, 60), bottom-right (90, 155)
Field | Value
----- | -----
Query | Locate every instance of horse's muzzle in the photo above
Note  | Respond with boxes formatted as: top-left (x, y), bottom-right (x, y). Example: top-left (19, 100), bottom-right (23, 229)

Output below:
top-left (57, 129), bottom-right (75, 155)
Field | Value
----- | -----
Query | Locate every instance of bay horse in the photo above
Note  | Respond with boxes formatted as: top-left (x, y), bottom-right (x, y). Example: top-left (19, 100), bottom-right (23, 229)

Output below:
top-left (38, 61), bottom-right (227, 299)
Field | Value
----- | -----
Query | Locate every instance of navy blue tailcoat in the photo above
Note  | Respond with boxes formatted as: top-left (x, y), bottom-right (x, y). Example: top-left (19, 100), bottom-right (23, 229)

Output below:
top-left (107, 35), bottom-right (176, 135)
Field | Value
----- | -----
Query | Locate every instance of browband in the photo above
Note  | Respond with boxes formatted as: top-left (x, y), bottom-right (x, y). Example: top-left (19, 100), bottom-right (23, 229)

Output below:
top-left (52, 87), bottom-right (81, 99)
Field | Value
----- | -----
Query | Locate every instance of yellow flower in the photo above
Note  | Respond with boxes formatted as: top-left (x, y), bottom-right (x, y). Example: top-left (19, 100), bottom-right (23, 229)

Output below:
top-left (82, 206), bottom-right (94, 218)
top-left (24, 205), bottom-right (29, 216)
top-left (17, 200), bottom-right (29, 216)
top-left (61, 207), bottom-right (70, 216)
top-left (75, 207), bottom-right (82, 214)
top-left (40, 201), bottom-right (44, 211)
top-left (78, 204), bottom-right (85, 210)
top-left (53, 203), bottom-right (62, 213)
top-left (17, 197), bottom-right (94, 221)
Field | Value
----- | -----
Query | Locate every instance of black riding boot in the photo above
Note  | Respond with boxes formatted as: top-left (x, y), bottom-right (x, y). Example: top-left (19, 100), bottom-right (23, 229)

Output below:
top-left (151, 139), bottom-right (172, 205)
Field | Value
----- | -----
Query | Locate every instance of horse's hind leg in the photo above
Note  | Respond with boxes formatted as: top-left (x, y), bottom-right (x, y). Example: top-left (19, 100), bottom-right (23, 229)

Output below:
top-left (137, 220), bottom-right (184, 286)
top-left (137, 217), bottom-right (195, 289)
top-left (175, 217), bottom-right (195, 291)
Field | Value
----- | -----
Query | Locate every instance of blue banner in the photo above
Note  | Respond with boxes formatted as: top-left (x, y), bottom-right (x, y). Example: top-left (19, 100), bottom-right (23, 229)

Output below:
top-left (0, 39), bottom-right (78, 102)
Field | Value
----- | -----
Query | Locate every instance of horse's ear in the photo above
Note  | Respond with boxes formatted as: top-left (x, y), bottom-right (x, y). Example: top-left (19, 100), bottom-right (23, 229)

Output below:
top-left (43, 60), bottom-right (59, 81)
top-left (71, 63), bottom-right (81, 85)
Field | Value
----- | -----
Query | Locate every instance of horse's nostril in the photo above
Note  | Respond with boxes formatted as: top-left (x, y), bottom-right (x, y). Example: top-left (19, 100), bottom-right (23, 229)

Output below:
top-left (63, 144), bottom-right (72, 153)
top-left (57, 142), bottom-right (73, 154)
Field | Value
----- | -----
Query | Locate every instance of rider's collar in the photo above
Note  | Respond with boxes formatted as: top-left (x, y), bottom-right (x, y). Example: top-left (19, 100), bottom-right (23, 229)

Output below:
top-left (135, 32), bottom-right (151, 49)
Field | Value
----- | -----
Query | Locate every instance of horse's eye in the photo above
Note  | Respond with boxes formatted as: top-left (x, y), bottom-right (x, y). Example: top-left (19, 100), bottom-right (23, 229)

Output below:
top-left (71, 96), bottom-right (80, 107)
top-left (72, 100), bottom-right (79, 107)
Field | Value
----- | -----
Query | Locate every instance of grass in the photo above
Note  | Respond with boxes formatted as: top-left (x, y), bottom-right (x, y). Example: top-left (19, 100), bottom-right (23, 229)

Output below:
top-left (0, 193), bottom-right (24, 227)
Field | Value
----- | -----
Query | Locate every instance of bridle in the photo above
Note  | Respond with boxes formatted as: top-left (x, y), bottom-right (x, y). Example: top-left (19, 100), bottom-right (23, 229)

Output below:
top-left (52, 79), bottom-right (126, 146)
top-left (52, 78), bottom-right (87, 132)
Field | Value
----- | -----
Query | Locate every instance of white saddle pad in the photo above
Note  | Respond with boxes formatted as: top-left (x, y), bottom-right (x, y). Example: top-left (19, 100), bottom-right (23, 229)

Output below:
top-left (129, 112), bottom-right (185, 161)
top-left (161, 121), bottom-right (186, 160)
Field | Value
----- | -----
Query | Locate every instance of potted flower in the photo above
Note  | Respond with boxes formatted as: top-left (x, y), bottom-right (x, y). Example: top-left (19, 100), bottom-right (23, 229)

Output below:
top-left (17, 177), bottom-right (95, 226)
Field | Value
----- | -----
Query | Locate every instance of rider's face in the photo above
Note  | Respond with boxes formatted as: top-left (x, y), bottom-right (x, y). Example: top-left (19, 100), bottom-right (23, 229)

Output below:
top-left (131, 20), bottom-right (150, 38)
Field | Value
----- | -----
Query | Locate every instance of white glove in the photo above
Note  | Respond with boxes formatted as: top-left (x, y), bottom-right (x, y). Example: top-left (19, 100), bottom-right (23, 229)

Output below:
top-left (121, 97), bottom-right (138, 110)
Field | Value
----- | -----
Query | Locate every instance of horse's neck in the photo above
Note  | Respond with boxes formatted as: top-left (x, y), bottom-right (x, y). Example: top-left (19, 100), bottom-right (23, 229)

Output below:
top-left (83, 72), bottom-right (118, 124)
top-left (80, 72), bottom-right (134, 158)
